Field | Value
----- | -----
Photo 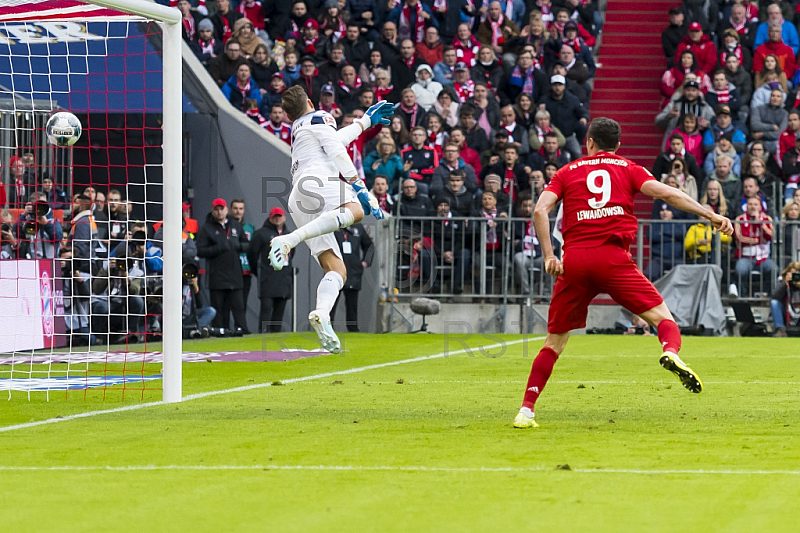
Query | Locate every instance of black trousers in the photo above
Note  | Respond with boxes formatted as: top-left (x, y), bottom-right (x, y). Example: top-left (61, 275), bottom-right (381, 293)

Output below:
top-left (210, 288), bottom-right (248, 332)
top-left (259, 296), bottom-right (288, 333)
top-left (332, 288), bottom-right (360, 332)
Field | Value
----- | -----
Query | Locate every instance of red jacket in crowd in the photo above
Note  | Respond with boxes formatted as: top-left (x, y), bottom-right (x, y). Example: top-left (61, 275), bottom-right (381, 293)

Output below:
top-left (674, 34), bottom-right (718, 77)
top-left (754, 40), bottom-right (796, 79)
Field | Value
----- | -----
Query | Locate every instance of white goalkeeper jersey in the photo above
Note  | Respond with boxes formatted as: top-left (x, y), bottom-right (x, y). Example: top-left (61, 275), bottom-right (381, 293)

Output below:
top-left (290, 109), bottom-right (361, 184)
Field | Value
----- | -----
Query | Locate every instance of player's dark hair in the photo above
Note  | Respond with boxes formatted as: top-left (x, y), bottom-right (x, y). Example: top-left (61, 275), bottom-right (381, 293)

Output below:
top-left (587, 117), bottom-right (621, 152)
top-left (281, 85), bottom-right (310, 121)
top-left (544, 131), bottom-right (559, 141)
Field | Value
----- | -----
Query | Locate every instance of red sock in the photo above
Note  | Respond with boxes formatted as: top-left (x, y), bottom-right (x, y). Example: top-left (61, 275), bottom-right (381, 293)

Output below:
top-left (521, 347), bottom-right (559, 410)
top-left (657, 319), bottom-right (682, 354)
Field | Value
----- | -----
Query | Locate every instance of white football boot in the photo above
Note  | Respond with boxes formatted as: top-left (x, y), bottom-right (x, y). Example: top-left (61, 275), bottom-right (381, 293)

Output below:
top-left (309, 310), bottom-right (341, 354)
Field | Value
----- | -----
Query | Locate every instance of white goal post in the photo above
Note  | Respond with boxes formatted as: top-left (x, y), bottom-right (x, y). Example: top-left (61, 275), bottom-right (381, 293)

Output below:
top-left (1, 0), bottom-right (183, 402)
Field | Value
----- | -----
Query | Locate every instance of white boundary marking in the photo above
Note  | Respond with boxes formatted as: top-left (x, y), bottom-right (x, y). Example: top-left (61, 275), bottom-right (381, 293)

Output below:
top-left (0, 337), bottom-right (543, 434)
top-left (0, 464), bottom-right (798, 475)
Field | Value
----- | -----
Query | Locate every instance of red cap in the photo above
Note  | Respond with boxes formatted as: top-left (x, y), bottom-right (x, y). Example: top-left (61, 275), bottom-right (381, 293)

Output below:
top-left (304, 19), bottom-right (319, 31)
top-left (269, 207), bottom-right (285, 218)
top-left (181, 201), bottom-right (192, 211)
top-left (211, 198), bottom-right (227, 209)
top-left (689, 22), bottom-right (702, 31)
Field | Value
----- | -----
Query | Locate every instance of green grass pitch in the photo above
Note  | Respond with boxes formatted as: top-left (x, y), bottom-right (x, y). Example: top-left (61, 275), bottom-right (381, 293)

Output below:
top-left (1, 333), bottom-right (799, 532)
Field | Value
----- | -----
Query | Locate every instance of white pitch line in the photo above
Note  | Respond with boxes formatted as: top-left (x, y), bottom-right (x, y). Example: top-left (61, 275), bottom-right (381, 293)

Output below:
top-left (0, 464), bottom-right (798, 475)
top-left (0, 337), bottom-right (544, 434)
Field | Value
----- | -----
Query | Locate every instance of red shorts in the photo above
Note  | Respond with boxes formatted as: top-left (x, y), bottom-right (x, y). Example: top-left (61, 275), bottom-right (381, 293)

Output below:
top-left (547, 244), bottom-right (664, 334)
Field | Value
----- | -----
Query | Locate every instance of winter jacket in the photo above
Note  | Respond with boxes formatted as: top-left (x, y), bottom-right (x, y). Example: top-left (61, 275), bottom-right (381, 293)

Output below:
top-left (655, 95), bottom-right (716, 136)
top-left (662, 22), bottom-right (688, 62)
top-left (401, 145), bottom-right (439, 183)
top-left (415, 41), bottom-right (443, 67)
top-left (684, 222), bottom-right (732, 260)
top-left (649, 219), bottom-right (687, 264)
top-left (701, 173), bottom-right (742, 208)
top-left (334, 224), bottom-right (374, 291)
top-left (750, 104), bottom-right (789, 142)
top-left (394, 193), bottom-right (434, 236)
top-left (682, 0), bottom-right (719, 34)
top-left (476, 16), bottom-right (519, 54)
top-left (470, 60), bottom-right (504, 93)
top-left (208, 53), bottom-right (247, 87)
top-left (195, 214), bottom-right (248, 290)
top-left (725, 66), bottom-right (753, 105)
top-left (702, 124), bottom-right (747, 154)
top-left (497, 67), bottom-right (548, 107)
top-left (411, 79), bottom-right (444, 112)
top-left (751, 84), bottom-right (786, 111)
top-left (754, 20), bottom-right (800, 55)
top-left (704, 149), bottom-right (742, 177)
top-left (247, 220), bottom-right (292, 299)
top-left (221, 75), bottom-right (262, 111)
top-left (652, 150), bottom-right (704, 187)
top-left (539, 90), bottom-right (589, 138)
top-left (438, 186), bottom-right (476, 217)
top-left (674, 34), bottom-right (718, 76)
top-left (754, 40), bottom-right (797, 79)
top-left (363, 152), bottom-right (408, 190)
top-left (430, 159), bottom-right (479, 194)
top-left (704, 83), bottom-right (741, 115)
top-left (433, 61), bottom-right (455, 86)
top-left (342, 36), bottom-right (371, 71)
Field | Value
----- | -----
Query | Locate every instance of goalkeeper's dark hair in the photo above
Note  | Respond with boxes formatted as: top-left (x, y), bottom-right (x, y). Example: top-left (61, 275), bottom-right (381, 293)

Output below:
top-left (587, 117), bottom-right (621, 152)
top-left (281, 85), bottom-right (310, 122)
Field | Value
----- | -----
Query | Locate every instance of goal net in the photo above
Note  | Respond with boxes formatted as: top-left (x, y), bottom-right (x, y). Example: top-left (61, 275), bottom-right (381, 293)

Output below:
top-left (0, 0), bottom-right (182, 401)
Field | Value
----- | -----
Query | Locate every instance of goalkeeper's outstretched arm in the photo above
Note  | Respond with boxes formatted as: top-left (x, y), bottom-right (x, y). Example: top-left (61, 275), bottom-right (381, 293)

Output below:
top-left (335, 101), bottom-right (396, 147)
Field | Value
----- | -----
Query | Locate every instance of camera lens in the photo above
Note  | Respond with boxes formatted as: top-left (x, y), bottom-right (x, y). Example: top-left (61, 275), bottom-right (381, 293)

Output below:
top-left (35, 202), bottom-right (49, 217)
top-left (1, 223), bottom-right (9, 233)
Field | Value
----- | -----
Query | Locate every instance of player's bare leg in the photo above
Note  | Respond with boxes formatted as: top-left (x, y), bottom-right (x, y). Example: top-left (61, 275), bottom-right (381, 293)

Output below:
top-left (269, 202), bottom-right (364, 269)
top-left (640, 303), bottom-right (703, 393)
top-left (515, 332), bottom-right (570, 428)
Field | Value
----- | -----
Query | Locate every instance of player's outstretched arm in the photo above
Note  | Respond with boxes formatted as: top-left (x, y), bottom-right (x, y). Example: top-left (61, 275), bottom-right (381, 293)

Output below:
top-left (534, 190), bottom-right (564, 276)
top-left (336, 101), bottom-right (396, 146)
top-left (640, 180), bottom-right (734, 235)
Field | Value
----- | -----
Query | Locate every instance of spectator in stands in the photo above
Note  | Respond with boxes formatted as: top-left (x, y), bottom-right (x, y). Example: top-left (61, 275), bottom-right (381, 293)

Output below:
top-left (364, 137), bottom-right (407, 191)
top-left (704, 71), bottom-right (743, 125)
top-left (232, 18), bottom-right (266, 58)
top-left (91, 246), bottom-right (145, 343)
top-left (237, 0), bottom-right (268, 43)
top-left (318, 0), bottom-right (346, 42)
top-left (449, 126), bottom-right (482, 175)
top-left (562, 20), bottom-right (595, 75)
top-left (770, 262), bottom-right (800, 337)
top-left (646, 202), bottom-right (686, 281)
top-left (356, 87), bottom-right (376, 112)
top-left (736, 175), bottom-right (775, 219)
top-left (703, 104), bottom-right (746, 155)
top-left (280, 49), bottom-right (300, 86)
top-left (195, 198), bottom-right (249, 336)
top-left (498, 105), bottom-right (529, 157)
top-left (222, 63), bottom-right (261, 112)
top-left (675, 22), bottom-right (717, 76)
top-left (662, 155), bottom-right (699, 201)
top-left (296, 55), bottom-right (322, 101)
top-left (498, 51), bottom-right (547, 107)
top-left (718, 28), bottom-right (752, 72)
top-left (656, 79), bottom-right (716, 143)
top-left (540, 74), bottom-right (587, 161)
top-left (482, 130), bottom-right (508, 168)
top-left (261, 72), bottom-right (286, 113)
top-left (395, 178), bottom-right (434, 238)
top-left (401, 127), bottom-right (439, 194)
top-left (669, 113), bottom-right (704, 166)
top-left (299, 19), bottom-right (329, 59)
top-left (685, 216), bottom-right (733, 264)
top-left (751, 88), bottom-right (789, 153)
top-left (429, 196), bottom-right (470, 295)
top-left (317, 42), bottom-right (347, 84)
top-left (342, 23), bottom-right (370, 71)
top-left (465, 82), bottom-right (498, 139)
top-left (661, 51), bottom-right (712, 105)
top-left (780, 204), bottom-right (800, 264)
top-left (512, 193), bottom-right (541, 294)
top-left (662, 7), bottom-right (688, 67)
top-left (703, 154), bottom-right (742, 207)
top-left (177, 0), bottom-right (201, 43)
top-left (389, 115), bottom-right (411, 148)
top-left (483, 144), bottom-right (529, 203)
top-left (248, 207), bottom-right (292, 333)
top-left (781, 133), bottom-right (800, 203)
top-left (528, 130), bottom-right (570, 172)
top-left (746, 156), bottom-right (781, 211)
top-left (431, 142), bottom-right (479, 195)
top-left (653, 133), bottom-right (705, 184)
top-left (263, 102), bottom-right (292, 145)
top-left (438, 169), bottom-right (477, 218)
top-left (481, 173), bottom-right (510, 210)
top-left (318, 84), bottom-right (342, 120)
top-left (375, 20), bottom-right (401, 65)
top-left (397, 89), bottom-right (427, 130)
top-left (39, 176), bottom-right (69, 210)
top-left (211, 0), bottom-right (242, 43)
top-left (700, 178), bottom-right (730, 217)
top-left (415, 26), bottom-right (443, 66)
top-left (107, 189), bottom-right (128, 251)
top-left (682, 0), bottom-right (718, 35)
top-left (191, 18), bottom-right (223, 67)
top-left (529, 109), bottom-right (565, 152)
top-left (373, 68), bottom-right (398, 102)
top-left (514, 92), bottom-right (536, 129)
top-left (392, 39), bottom-right (425, 92)
top-left (476, 1), bottom-right (520, 62)
top-left (386, 0), bottom-right (436, 45)
top-left (371, 175), bottom-right (395, 215)
top-left (453, 22), bottom-right (480, 67)
top-left (434, 88), bottom-right (459, 127)
top-left (208, 39), bottom-right (246, 87)
top-left (734, 195), bottom-right (777, 296)
top-left (410, 64), bottom-right (443, 112)
top-left (779, 110), bottom-right (800, 162)
top-left (476, 190), bottom-right (508, 281)
top-left (717, 2), bottom-right (757, 52)
top-left (334, 65), bottom-right (362, 114)
top-left (754, 60), bottom-right (788, 100)
top-left (529, 169), bottom-right (547, 203)
top-left (249, 44), bottom-right (278, 94)
top-left (558, 43), bottom-right (590, 91)
top-left (425, 112), bottom-right (449, 154)
top-left (433, 46), bottom-right (457, 86)
top-left (704, 130), bottom-right (742, 176)
top-left (470, 46), bottom-right (503, 93)
top-left (754, 24), bottom-right (796, 80)
top-left (754, 2), bottom-right (799, 54)
top-left (1, 209), bottom-right (17, 258)
top-left (359, 49), bottom-right (390, 86)
top-left (452, 62), bottom-right (475, 103)
top-left (724, 53), bottom-right (753, 117)
top-left (229, 198), bottom-right (254, 325)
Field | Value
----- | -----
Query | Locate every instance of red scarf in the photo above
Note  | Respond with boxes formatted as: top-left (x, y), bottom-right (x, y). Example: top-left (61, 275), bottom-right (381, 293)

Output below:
top-left (375, 84), bottom-right (394, 101)
top-left (720, 44), bottom-right (742, 65)
top-left (433, 0), bottom-right (447, 13)
top-left (502, 121), bottom-right (519, 143)
top-left (563, 37), bottom-right (581, 53)
top-left (539, 145), bottom-right (560, 160)
top-left (221, 15), bottom-right (232, 43)
top-left (304, 36), bottom-right (319, 55)
top-left (503, 167), bottom-right (517, 200)
top-left (489, 14), bottom-right (505, 47)
top-left (236, 78), bottom-right (251, 107)
top-left (321, 16), bottom-right (347, 42)
top-left (375, 192), bottom-right (389, 212)
top-left (199, 37), bottom-right (216, 55)
top-left (729, 15), bottom-right (746, 34)
top-left (400, 2), bottom-right (426, 43)
top-left (452, 35), bottom-right (480, 66)
top-left (403, 54), bottom-right (417, 68)
top-left (400, 102), bottom-right (419, 127)
top-left (482, 208), bottom-right (500, 248)
top-left (337, 76), bottom-right (362, 93)
top-left (454, 79), bottom-right (474, 102)
top-left (183, 16), bottom-right (195, 40)
top-left (716, 86), bottom-right (730, 103)
top-left (246, 108), bottom-right (267, 126)
top-left (537, 0), bottom-right (553, 23)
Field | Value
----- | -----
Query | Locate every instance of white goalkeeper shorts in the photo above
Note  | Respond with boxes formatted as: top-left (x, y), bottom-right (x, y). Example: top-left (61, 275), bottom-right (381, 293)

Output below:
top-left (288, 175), bottom-right (358, 261)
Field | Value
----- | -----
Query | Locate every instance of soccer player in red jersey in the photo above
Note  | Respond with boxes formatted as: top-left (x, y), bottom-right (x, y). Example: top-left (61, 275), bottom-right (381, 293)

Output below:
top-left (514, 117), bottom-right (734, 428)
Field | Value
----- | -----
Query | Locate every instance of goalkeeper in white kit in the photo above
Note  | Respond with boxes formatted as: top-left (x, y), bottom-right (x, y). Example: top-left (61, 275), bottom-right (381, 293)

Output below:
top-left (270, 85), bottom-right (395, 353)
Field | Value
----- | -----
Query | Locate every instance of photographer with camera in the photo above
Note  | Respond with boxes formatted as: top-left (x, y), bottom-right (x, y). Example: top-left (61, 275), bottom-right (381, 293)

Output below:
top-left (181, 259), bottom-right (216, 338)
top-left (59, 245), bottom-right (95, 345)
top-left (39, 176), bottom-right (70, 211)
top-left (13, 191), bottom-right (63, 260)
top-left (1, 209), bottom-right (18, 259)
top-left (770, 262), bottom-right (800, 337)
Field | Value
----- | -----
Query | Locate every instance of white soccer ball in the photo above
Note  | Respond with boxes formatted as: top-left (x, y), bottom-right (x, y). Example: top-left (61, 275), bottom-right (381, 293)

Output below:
top-left (46, 112), bottom-right (82, 147)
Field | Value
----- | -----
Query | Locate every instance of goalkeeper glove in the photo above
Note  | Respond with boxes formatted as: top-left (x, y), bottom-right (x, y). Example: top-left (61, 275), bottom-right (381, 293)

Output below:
top-left (357, 101), bottom-right (396, 129)
top-left (351, 179), bottom-right (386, 220)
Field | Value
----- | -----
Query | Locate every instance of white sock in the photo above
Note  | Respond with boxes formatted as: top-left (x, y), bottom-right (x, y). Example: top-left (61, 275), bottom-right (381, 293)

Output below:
top-left (285, 209), bottom-right (355, 249)
top-left (316, 271), bottom-right (344, 319)
top-left (519, 407), bottom-right (534, 418)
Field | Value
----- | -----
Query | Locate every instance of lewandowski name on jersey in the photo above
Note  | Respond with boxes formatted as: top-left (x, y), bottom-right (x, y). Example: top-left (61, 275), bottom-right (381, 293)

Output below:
top-left (576, 205), bottom-right (625, 221)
